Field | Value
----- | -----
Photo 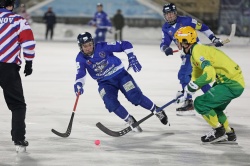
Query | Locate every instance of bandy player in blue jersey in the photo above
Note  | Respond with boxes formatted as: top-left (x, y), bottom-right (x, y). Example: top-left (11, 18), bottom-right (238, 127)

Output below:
top-left (88, 3), bottom-right (112, 43)
top-left (74, 32), bottom-right (168, 132)
top-left (160, 3), bottom-right (223, 116)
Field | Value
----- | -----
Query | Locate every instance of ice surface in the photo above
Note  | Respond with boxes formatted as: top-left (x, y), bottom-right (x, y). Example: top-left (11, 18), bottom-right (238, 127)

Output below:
top-left (0, 24), bottom-right (250, 166)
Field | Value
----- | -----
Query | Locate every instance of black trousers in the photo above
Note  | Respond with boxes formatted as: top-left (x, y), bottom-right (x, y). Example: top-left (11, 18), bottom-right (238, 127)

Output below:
top-left (115, 28), bottom-right (123, 41)
top-left (0, 62), bottom-right (26, 142)
top-left (45, 24), bottom-right (54, 40)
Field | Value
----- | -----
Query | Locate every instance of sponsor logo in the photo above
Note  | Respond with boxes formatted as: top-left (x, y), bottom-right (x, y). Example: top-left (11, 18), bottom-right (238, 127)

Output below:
top-left (99, 51), bottom-right (106, 58)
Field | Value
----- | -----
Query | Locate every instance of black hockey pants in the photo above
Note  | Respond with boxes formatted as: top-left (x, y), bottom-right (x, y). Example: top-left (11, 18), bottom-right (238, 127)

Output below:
top-left (0, 62), bottom-right (26, 142)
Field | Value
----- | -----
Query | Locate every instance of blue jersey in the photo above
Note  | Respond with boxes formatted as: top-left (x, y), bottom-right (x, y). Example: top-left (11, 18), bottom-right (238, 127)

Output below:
top-left (160, 16), bottom-right (215, 50)
top-left (88, 11), bottom-right (112, 30)
top-left (75, 41), bottom-right (133, 86)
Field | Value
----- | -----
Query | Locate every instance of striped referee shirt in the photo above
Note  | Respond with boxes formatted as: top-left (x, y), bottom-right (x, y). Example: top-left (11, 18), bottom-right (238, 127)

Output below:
top-left (0, 8), bottom-right (35, 65)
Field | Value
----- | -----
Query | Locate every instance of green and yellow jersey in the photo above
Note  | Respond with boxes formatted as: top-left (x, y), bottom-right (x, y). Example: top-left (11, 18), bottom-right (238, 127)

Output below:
top-left (190, 43), bottom-right (245, 89)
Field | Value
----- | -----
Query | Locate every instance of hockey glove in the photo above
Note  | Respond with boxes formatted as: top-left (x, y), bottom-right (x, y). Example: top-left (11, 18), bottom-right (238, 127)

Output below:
top-left (24, 61), bottom-right (33, 77)
top-left (127, 54), bottom-right (142, 72)
top-left (176, 91), bottom-right (187, 104)
top-left (176, 90), bottom-right (184, 100)
top-left (177, 81), bottom-right (199, 104)
top-left (74, 82), bottom-right (84, 95)
top-left (185, 81), bottom-right (199, 95)
top-left (211, 36), bottom-right (223, 47)
top-left (162, 45), bottom-right (173, 56)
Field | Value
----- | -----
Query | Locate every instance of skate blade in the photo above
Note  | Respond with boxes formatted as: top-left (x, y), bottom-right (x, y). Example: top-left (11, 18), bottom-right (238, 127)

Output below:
top-left (176, 111), bottom-right (196, 116)
top-left (201, 135), bottom-right (228, 145)
top-left (213, 141), bottom-right (238, 145)
top-left (16, 146), bottom-right (27, 153)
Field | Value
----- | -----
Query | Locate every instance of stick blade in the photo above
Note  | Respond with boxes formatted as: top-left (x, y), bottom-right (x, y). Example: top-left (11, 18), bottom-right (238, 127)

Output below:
top-left (229, 24), bottom-right (236, 40)
top-left (96, 122), bottom-right (131, 137)
top-left (51, 129), bottom-right (70, 138)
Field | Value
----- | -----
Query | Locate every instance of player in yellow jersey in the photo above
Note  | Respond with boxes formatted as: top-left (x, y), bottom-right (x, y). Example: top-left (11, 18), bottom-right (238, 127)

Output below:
top-left (174, 26), bottom-right (245, 143)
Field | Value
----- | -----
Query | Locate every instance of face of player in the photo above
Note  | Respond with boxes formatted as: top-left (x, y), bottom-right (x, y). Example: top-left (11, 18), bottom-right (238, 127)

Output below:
top-left (82, 41), bottom-right (94, 56)
top-left (164, 12), bottom-right (177, 24)
top-left (6, 5), bottom-right (14, 11)
top-left (97, 6), bottom-right (103, 12)
top-left (176, 40), bottom-right (192, 54)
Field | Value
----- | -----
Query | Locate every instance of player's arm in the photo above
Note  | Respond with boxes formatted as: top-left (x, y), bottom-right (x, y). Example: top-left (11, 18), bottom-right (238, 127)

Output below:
top-left (103, 41), bottom-right (133, 53)
top-left (189, 17), bottom-right (223, 47)
top-left (104, 41), bottom-right (141, 72)
top-left (18, 18), bottom-right (35, 62)
top-left (97, 13), bottom-right (112, 31)
top-left (74, 60), bottom-right (87, 95)
top-left (191, 55), bottom-right (216, 88)
top-left (160, 29), bottom-right (174, 56)
top-left (185, 54), bottom-right (215, 96)
top-left (18, 18), bottom-right (36, 76)
top-left (88, 13), bottom-right (97, 26)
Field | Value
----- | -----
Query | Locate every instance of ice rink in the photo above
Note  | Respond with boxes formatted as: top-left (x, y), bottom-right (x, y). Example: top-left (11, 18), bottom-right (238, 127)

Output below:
top-left (0, 33), bottom-right (250, 165)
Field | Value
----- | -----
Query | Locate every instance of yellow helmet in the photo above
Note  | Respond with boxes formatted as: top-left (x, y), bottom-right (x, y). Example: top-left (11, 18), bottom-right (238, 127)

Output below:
top-left (174, 26), bottom-right (197, 44)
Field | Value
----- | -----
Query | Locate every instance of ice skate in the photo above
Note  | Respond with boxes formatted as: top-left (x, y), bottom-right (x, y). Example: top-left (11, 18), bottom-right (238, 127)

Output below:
top-left (15, 140), bottom-right (29, 153)
top-left (176, 99), bottom-right (196, 116)
top-left (215, 128), bottom-right (237, 144)
top-left (155, 106), bottom-right (168, 125)
top-left (126, 116), bottom-right (143, 132)
top-left (201, 126), bottom-right (227, 143)
top-left (226, 128), bottom-right (237, 141)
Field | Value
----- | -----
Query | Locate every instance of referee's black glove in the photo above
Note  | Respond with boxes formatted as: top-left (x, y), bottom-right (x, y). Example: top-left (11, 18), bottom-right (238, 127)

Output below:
top-left (24, 61), bottom-right (33, 77)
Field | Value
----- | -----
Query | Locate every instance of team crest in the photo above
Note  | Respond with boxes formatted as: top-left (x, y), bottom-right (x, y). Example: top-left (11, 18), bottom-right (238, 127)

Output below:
top-left (99, 51), bottom-right (106, 58)
top-left (199, 56), bottom-right (205, 62)
top-left (168, 30), bottom-right (173, 36)
top-left (86, 60), bottom-right (92, 65)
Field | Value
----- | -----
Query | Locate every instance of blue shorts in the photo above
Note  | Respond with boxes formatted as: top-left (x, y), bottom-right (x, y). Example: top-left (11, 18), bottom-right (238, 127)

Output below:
top-left (95, 29), bottom-right (107, 43)
top-left (98, 69), bottom-right (142, 112)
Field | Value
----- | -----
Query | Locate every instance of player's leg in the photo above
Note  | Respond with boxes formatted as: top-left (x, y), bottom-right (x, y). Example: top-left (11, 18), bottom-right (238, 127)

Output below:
top-left (45, 24), bottom-right (49, 40)
top-left (176, 54), bottom-right (195, 115)
top-left (50, 25), bottom-right (54, 40)
top-left (1, 63), bottom-right (28, 152)
top-left (194, 84), bottom-right (243, 143)
top-left (95, 29), bottom-right (106, 42)
top-left (119, 28), bottom-right (122, 41)
top-left (118, 70), bottom-right (168, 125)
top-left (214, 105), bottom-right (237, 141)
top-left (98, 78), bottom-right (142, 132)
top-left (114, 28), bottom-right (118, 40)
top-left (94, 29), bottom-right (102, 43)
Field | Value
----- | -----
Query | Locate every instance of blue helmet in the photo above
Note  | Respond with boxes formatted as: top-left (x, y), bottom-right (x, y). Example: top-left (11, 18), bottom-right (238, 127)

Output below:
top-left (77, 32), bottom-right (94, 54)
top-left (162, 3), bottom-right (177, 25)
